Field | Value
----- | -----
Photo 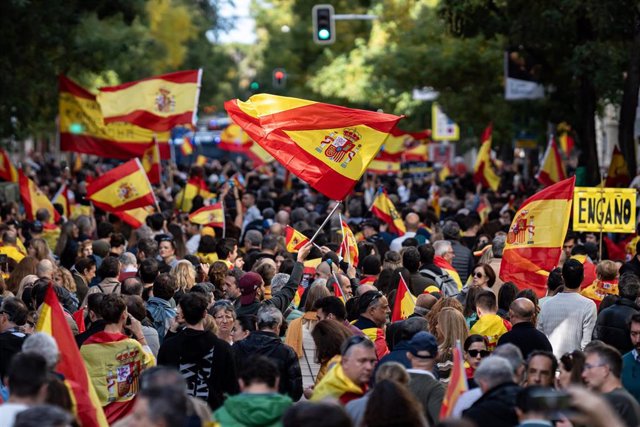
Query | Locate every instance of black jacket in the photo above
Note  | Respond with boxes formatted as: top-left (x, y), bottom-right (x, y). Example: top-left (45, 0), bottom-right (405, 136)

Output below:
top-left (232, 330), bottom-right (302, 401)
top-left (620, 257), bottom-right (640, 280)
top-left (236, 261), bottom-right (303, 318)
top-left (157, 328), bottom-right (239, 410)
top-left (450, 240), bottom-right (474, 284)
top-left (497, 322), bottom-right (553, 360)
top-left (463, 382), bottom-right (521, 427)
top-left (593, 298), bottom-right (640, 354)
top-left (75, 319), bottom-right (106, 348)
top-left (0, 329), bottom-right (25, 380)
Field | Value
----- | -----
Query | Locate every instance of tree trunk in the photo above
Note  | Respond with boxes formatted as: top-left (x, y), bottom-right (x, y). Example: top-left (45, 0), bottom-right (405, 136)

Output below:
top-left (618, 10), bottom-right (640, 177)
top-left (577, 76), bottom-right (600, 185)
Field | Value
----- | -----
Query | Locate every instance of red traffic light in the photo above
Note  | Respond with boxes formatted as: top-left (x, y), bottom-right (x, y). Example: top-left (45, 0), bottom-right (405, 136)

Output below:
top-left (274, 71), bottom-right (285, 80)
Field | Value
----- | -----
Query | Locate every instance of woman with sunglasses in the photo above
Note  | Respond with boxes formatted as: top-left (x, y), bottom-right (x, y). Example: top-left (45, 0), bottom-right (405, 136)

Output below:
top-left (471, 263), bottom-right (496, 290)
top-left (464, 334), bottom-right (490, 388)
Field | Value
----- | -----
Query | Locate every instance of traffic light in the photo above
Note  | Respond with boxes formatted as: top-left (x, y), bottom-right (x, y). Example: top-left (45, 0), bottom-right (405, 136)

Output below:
top-left (272, 68), bottom-right (287, 89)
top-left (249, 81), bottom-right (260, 91)
top-left (312, 4), bottom-right (335, 45)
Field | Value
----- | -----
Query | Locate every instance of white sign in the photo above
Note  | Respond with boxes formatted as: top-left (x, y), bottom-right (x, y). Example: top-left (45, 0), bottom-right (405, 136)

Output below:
top-left (431, 103), bottom-right (459, 141)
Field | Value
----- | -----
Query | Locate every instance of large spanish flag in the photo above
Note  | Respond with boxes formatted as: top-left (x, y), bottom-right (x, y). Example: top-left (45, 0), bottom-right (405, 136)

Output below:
top-left (225, 94), bottom-right (402, 201)
top-left (440, 342), bottom-right (468, 419)
top-left (140, 140), bottom-right (161, 184)
top-left (0, 148), bottom-right (18, 182)
top-left (37, 286), bottom-right (108, 427)
top-left (285, 225), bottom-right (310, 253)
top-left (473, 124), bottom-right (500, 192)
top-left (59, 76), bottom-right (170, 159)
top-left (371, 189), bottom-right (406, 236)
top-left (500, 176), bottom-right (575, 297)
top-left (19, 171), bottom-right (60, 223)
top-left (536, 136), bottom-right (566, 187)
top-left (97, 70), bottom-right (202, 132)
top-left (87, 159), bottom-right (156, 213)
top-left (189, 203), bottom-right (225, 227)
top-left (391, 274), bottom-right (415, 322)
top-left (605, 145), bottom-right (630, 187)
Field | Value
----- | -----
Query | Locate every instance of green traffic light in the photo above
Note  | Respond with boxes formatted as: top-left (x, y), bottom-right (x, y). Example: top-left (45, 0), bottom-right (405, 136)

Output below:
top-left (318, 29), bottom-right (331, 40)
top-left (250, 81), bottom-right (260, 91)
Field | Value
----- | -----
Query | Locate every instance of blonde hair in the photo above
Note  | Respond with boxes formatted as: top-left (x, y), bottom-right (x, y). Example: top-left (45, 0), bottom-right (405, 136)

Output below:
top-left (375, 361), bottom-right (410, 385)
top-left (437, 307), bottom-right (468, 352)
top-left (171, 260), bottom-right (196, 292)
top-left (596, 260), bottom-right (617, 281)
top-left (203, 314), bottom-right (219, 335)
top-left (427, 297), bottom-right (463, 336)
top-left (29, 238), bottom-right (52, 261)
top-left (56, 267), bottom-right (76, 293)
top-left (304, 283), bottom-right (331, 312)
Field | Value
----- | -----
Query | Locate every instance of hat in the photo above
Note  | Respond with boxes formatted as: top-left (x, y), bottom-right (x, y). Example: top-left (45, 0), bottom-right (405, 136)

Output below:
top-left (31, 221), bottom-right (43, 234)
top-left (238, 272), bottom-right (262, 305)
top-left (407, 331), bottom-right (438, 357)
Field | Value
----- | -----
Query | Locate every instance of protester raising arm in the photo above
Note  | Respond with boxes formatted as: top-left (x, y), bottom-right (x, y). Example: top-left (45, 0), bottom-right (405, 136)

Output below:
top-left (266, 242), bottom-right (312, 313)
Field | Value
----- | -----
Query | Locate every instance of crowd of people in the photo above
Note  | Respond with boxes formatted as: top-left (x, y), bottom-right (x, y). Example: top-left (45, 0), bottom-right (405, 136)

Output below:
top-left (0, 156), bottom-right (639, 427)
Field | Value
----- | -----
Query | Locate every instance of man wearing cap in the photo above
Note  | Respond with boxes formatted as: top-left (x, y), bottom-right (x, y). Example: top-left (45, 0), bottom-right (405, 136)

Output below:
top-left (406, 331), bottom-right (445, 425)
top-left (353, 290), bottom-right (391, 359)
top-left (236, 242), bottom-right (312, 317)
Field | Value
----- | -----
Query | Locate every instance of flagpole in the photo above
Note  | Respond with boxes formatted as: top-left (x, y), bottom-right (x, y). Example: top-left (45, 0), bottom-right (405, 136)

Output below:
top-left (402, 274), bottom-right (416, 304)
top-left (309, 201), bottom-right (341, 245)
top-left (330, 268), bottom-right (347, 301)
top-left (221, 199), bottom-right (226, 239)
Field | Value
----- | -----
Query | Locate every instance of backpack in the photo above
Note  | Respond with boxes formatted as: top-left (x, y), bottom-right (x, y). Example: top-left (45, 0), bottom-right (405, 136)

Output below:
top-left (419, 268), bottom-right (459, 297)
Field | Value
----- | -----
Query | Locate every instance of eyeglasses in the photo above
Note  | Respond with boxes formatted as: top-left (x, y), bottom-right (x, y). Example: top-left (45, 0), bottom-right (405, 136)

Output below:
top-left (468, 349), bottom-right (490, 358)
top-left (366, 291), bottom-right (384, 309)
top-left (474, 272), bottom-right (484, 279)
top-left (213, 299), bottom-right (234, 308)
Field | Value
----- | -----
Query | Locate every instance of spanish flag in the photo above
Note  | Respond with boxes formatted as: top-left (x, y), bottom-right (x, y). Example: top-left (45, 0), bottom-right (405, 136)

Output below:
top-left (293, 283), bottom-right (305, 309)
top-left (52, 183), bottom-right (72, 218)
top-left (379, 127), bottom-right (411, 160)
top-left (181, 135), bottom-right (194, 156)
top-left (536, 136), bottom-right (566, 187)
top-left (605, 145), bottom-right (630, 187)
top-left (434, 256), bottom-right (463, 290)
top-left (195, 155), bottom-right (208, 166)
top-left (285, 225), bottom-right (310, 253)
top-left (247, 140), bottom-right (274, 167)
top-left (219, 123), bottom-right (253, 152)
top-left (371, 189), bottom-right (406, 236)
top-left (225, 94), bottom-right (402, 201)
top-left (557, 122), bottom-right (574, 155)
top-left (367, 158), bottom-right (401, 175)
top-left (37, 286), bottom-right (108, 427)
top-left (59, 76), bottom-right (170, 159)
top-left (473, 123), bottom-right (500, 192)
top-left (338, 217), bottom-right (359, 267)
top-left (332, 279), bottom-right (346, 303)
top-left (19, 171), bottom-right (60, 223)
top-left (175, 177), bottom-right (215, 213)
top-left (87, 159), bottom-right (156, 213)
top-left (404, 143), bottom-right (429, 162)
top-left (97, 70), bottom-right (202, 132)
top-left (140, 140), bottom-right (161, 184)
top-left (189, 203), bottom-right (225, 227)
top-left (500, 176), bottom-right (575, 297)
top-left (113, 207), bottom-right (153, 229)
top-left (391, 274), bottom-right (415, 322)
top-left (440, 342), bottom-right (468, 419)
top-left (0, 148), bottom-right (18, 182)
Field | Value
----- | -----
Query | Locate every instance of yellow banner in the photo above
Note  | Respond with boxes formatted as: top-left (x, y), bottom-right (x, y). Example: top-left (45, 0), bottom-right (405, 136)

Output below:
top-left (572, 187), bottom-right (636, 233)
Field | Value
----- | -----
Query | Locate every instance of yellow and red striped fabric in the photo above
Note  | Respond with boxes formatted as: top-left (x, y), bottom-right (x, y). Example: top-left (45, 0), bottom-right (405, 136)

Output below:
top-left (59, 76), bottom-right (170, 159)
top-left (293, 283), bottom-right (305, 309)
top-left (37, 286), bottom-right (108, 427)
top-left (440, 342), bottom-right (468, 419)
top-left (557, 123), bottom-right (574, 155)
top-left (19, 170), bottom-right (60, 223)
top-left (473, 123), bottom-right (500, 192)
top-left (189, 203), bottom-right (225, 227)
top-left (113, 207), bottom-right (153, 229)
top-left (141, 140), bottom-right (161, 184)
top-left (0, 148), bottom-right (18, 182)
top-left (219, 123), bottom-right (253, 152)
top-left (371, 189), bottom-right (406, 236)
top-left (367, 158), bottom-right (401, 175)
top-left (97, 70), bottom-right (202, 132)
top-left (332, 280), bottom-right (346, 303)
top-left (225, 94), bottom-right (402, 200)
top-left (434, 256), bottom-right (463, 290)
top-left (175, 176), bottom-right (215, 213)
top-left (52, 183), bottom-right (72, 218)
top-left (285, 225), bottom-right (310, 253)
top-left (181, 135), bottom-right (194, 156)
top-left (500, 176), bottom-right (575, 297)
top-left (391, 274), bottom-right (415, 322)
top-left (605, 145), bottom-right (630, 187)
top-left (87, 159), bottom-right (156, 213)
top-left (338, 219), bottom-right (359, 267)
top-left (536, 137), bottom-right (566, 187)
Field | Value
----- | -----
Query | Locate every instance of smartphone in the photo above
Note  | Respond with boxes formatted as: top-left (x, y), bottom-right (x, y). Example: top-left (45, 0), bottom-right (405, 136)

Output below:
top-left (529, 389), bottom-right (575, 420)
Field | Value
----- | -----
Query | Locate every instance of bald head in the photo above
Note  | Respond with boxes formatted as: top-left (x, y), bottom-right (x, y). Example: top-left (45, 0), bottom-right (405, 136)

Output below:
top-left (357, 284), bottom-right (377, 296)
top-left (509, 298), bottom-right (535, 324)
top-left (36, 259), bottom-right (55, 279)
top-left (405, 213), bottom-right (421, 231)
top-left (269, 223), bottom-right (283, 237)
top-left (315, 262), bottom-right (333, 280)
top-left (416, 293), bottom-right (437, 310)
top-left (275, 210), bottom-right (290, 226)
